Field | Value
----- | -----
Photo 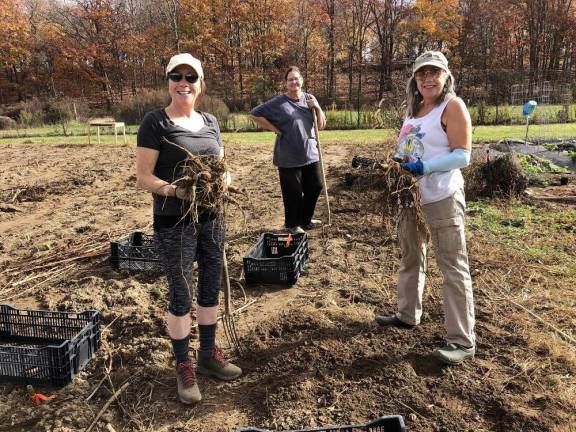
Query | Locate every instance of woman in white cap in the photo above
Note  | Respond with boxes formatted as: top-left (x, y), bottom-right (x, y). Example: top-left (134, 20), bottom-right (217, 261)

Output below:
top-left (375, 51), bottom-right (476, 365)
top-left (136, 53), bottom-right (241, 404)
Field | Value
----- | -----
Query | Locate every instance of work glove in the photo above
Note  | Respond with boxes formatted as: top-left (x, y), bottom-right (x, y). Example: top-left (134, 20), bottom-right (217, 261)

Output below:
top-left (173, 177), bottom-right (195, 200)
top-left (175, 185), bottom-right (190, 200)
top-left (400, 159), bottom-right (424, 176)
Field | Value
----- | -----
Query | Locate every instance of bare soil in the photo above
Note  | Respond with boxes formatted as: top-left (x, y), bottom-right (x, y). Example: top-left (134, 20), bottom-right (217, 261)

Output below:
top-left (0, 139), bottom-right (575, 432)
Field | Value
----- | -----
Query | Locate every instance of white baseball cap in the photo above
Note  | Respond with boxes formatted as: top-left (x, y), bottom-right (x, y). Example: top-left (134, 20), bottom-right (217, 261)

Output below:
top-left (412, 51), bottom-right (450, 75)
top-left (165, 53), bottom-right (204, 79)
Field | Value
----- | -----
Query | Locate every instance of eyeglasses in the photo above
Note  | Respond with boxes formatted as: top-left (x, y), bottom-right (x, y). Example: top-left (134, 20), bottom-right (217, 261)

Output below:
top-left (168, 72), bottom-right (200, 84)
top-left (415, 68), bottom-right (443, 80)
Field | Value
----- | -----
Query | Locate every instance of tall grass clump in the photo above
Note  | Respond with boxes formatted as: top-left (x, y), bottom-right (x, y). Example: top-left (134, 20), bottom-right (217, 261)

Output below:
top-left (199, 96), bottom-right (230, 125)
top-left (114, 90), bottom-right (230, 127)
top-left (18, 98), bottom-right (44, 126)
top-left (17, 97), bottom-right (89, 130)
top-left (114, 89), bottom-right (170, 124)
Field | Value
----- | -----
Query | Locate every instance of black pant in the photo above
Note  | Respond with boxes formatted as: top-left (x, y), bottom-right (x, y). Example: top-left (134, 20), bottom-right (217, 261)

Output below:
top-left (278, 162), bottom-right (323, 228)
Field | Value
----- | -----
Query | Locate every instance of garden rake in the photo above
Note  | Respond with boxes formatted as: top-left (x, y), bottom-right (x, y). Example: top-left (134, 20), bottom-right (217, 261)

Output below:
top-left (221, 249), bottom-right (244, 355)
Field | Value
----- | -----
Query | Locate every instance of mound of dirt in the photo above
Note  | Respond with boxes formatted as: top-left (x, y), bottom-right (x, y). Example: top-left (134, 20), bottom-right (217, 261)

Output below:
top-left (464, 154), bottom-right (528, 200)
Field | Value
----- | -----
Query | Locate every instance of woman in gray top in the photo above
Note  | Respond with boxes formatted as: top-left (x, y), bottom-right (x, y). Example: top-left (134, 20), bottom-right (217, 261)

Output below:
top-left (250, 66), bottom-right (327, 233)
top-left (136, 53), bottom-right (241, 405)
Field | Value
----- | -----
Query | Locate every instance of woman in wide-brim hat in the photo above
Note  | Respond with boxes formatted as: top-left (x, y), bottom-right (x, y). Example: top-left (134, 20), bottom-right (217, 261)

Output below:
top-left (375, 51), bottom-right (476, 366)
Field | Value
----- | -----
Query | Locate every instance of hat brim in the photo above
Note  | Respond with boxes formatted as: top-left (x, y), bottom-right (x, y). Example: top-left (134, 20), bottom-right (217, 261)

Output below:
top-left (412, 61), bottom-right (450, 75)
top-left (166, 62), bottom-right (203, 78)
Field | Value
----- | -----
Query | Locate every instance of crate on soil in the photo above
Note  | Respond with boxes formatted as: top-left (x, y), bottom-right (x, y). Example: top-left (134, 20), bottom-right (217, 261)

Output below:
top-left (237, 415), bottom-right (405, 432)
top-left (0, 304), bottom-right (100, 387)
top-left (243, 232), bottom-right (309, 285)
top-left (110, 231), bottom-right (161, 273)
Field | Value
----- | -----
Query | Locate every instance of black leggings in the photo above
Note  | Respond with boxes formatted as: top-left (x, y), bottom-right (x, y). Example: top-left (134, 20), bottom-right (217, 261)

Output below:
top-left (278, 162), bottom-right (323, 228)
top-left (153, 218), bottom-right (225, 316)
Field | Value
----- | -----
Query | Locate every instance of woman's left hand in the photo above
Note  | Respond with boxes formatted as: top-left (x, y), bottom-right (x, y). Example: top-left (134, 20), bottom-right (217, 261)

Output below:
top-left (306, 98), bottom-right (320, 110)
top-left (306, 95), bottom-right (326, 130)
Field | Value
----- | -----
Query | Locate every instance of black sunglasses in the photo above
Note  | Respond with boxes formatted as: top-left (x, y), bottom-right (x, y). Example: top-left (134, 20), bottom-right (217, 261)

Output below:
top-left (168, 72), bottom-right (200, 84)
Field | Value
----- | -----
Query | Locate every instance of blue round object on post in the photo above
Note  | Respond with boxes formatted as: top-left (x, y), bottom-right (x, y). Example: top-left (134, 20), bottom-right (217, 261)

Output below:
top-left (523, 100), bottom-right (537, 117)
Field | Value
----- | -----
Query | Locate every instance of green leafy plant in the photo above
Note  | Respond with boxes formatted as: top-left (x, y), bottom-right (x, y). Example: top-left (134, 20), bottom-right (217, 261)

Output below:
top-left (516, 154), bottom-right (568, 174)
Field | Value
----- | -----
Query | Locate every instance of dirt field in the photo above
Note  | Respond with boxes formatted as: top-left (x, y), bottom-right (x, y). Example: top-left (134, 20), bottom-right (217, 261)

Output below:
top-left (0, 138), bottom-right (575, 432)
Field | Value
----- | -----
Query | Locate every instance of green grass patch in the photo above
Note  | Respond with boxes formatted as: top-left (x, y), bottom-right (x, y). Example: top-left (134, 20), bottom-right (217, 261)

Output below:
top-left (536, 209), bottom-right (576, 234)
top-left (469, 103), bottom-right (576, 126)
top-left (468, 201), bottom-right (576, 233)
top-left (467, 201), bottom-right (533, 235)
top-left (1, 123), bottom-right (576, 146)
top-left (472, 123), bottom-right (576, 142)
top-left (467, 201), bottom-right (576, 269)
top-left (0, 121), bottom-right (139, 138)
top-left (523, 244), bottom-right (574, 268)
top-left (222, 129), bottom-right (397, 146)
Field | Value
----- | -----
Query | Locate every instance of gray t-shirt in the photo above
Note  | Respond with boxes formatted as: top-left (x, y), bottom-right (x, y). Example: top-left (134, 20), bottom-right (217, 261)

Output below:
top-left (137, 108), bottom-right (222, 217)
top-left (250, 93), bottom-right (319, 168)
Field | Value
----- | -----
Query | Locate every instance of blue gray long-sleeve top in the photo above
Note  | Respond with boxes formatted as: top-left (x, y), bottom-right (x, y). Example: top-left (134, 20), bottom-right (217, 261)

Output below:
top-left (250, 93), bottom-right (320, 168)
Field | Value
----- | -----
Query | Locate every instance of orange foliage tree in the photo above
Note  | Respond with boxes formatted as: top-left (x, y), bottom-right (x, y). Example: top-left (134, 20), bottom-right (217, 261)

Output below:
top-left (0, 0), bottom-right (30, 100)
top-left (1, 0), bottom-right (575, 110)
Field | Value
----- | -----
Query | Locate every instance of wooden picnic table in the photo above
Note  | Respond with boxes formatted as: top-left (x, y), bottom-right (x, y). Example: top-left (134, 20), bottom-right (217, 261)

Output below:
top-left (88, 120), bottom-right (126, 145)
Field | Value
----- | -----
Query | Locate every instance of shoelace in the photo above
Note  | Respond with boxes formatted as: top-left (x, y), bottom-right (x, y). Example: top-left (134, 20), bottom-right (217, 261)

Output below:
top-left (212, 346), bottom-right (229, 367)
top-left (177, 362), bottom-right (196, 386)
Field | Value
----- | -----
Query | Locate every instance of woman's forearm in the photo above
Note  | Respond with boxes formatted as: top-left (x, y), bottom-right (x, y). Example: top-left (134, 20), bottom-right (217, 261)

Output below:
top-left (314, 107), bottom-right (327, 130)
top-left (136, 174), bottom-right (176, 197)
top-left (250, 115), bottom-right (281, 134)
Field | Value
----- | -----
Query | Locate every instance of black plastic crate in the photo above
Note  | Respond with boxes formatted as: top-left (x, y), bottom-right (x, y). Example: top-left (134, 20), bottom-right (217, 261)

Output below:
top-left (110, 231), bottom-right (161, 273)
top-left (237, 415), bottom-right (405, 432)
top-left (0, 304), bottom-right (100, 387)
top-left (243, 232), bottom-right (309, 285)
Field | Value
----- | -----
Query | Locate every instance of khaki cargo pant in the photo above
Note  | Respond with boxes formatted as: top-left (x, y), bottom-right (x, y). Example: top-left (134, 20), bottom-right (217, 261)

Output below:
top-left (396, 188), bottom-right (475, 347)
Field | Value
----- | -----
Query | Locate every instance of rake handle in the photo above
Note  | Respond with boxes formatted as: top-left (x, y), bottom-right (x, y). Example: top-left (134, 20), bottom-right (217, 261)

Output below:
top-left (312, 109), bottom-right (331, 226)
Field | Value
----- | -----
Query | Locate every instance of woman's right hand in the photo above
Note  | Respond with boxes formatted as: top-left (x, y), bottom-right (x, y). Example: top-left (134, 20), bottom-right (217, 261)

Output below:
top-left (250, 115), bottom-right (282, 135)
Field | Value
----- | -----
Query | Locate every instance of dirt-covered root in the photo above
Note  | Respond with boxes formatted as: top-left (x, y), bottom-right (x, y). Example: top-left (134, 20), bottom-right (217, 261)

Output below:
top-left (164, 138), bottom-right (238, 222)
top-left (345, 160), bottom-right (430, 243)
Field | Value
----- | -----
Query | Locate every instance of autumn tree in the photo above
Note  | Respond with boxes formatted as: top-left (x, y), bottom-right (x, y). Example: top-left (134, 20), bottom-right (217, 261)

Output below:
top-left (0, 0), bottom-right (30, 101)
top-left (369, 0), bottom-right (410, 99)
top-left (339, 0), bottom-right (372, 110)
top-left (404, 0), bottom-right (461, 53)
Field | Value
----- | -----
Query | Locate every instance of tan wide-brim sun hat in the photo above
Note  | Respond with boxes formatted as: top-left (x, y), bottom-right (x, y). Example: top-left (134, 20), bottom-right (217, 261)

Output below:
top-left (412, 51), bottom-right (450, 75)
top-left (165, 53), bottom-right (204, 79)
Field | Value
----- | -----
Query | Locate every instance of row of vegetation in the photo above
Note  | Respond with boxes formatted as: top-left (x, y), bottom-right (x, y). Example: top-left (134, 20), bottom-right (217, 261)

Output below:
top-left (1, 92), bottom-right (576, 135)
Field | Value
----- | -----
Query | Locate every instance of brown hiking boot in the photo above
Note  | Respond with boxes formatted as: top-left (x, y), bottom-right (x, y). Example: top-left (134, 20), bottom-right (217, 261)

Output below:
top-left (197, 346), bottom-right (242, 381)
top-left (176, 361), bottom-right (201, 404)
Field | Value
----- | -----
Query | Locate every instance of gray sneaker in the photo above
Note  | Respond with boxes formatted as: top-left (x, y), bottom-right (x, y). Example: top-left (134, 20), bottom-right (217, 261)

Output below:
top-left (197, 346), bottom-right (242, 381)
top-left (303, 219), bottom-right (322, 230)
top-left (289, 226), bottom-right (306, 234)
top-left (432, 343), bottom-right (475, 365)
top-left (176, 361), bottom-right (202, 404)
top-left (374, 315), bottom-right (415, 328)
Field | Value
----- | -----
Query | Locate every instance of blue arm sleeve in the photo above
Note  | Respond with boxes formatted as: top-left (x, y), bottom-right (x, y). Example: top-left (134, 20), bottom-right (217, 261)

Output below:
top-left (422, 148), bottom-right (471, 174)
